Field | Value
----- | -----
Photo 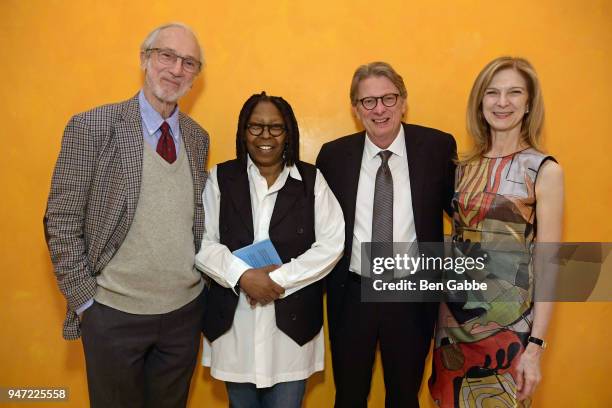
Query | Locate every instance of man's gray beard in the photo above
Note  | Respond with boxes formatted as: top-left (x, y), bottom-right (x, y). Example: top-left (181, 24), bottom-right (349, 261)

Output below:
top-left (144, 66), bottom-right (191, 105)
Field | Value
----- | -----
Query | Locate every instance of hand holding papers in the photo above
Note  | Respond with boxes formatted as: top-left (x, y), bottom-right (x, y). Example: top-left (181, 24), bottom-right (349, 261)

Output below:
top-left (233, 239), bottom-right (283, 268)
top-left (233, 239), bottom-right (285, 306)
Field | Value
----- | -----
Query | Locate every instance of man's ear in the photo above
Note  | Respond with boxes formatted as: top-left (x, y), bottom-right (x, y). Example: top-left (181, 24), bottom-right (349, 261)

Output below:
top-left (400, 98), bottom-right (408, 118)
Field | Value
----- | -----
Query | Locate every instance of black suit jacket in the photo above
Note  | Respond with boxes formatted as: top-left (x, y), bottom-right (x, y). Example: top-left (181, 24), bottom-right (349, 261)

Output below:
top-left (316, 122), bottom-right (456, 333)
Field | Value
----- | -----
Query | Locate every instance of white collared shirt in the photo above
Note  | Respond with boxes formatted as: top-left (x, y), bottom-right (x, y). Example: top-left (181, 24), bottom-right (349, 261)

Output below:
top-left (195, 157), bottom-right (344, 387)
top-left (349, 126), bottom-right (417, 274)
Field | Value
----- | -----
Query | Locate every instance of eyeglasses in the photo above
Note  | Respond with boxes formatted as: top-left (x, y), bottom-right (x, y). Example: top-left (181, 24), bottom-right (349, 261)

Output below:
top-left (146, 48), bottom-right (202, 74)
top-left (358, 93), bottom-right (400, 110)
top-left (246, 123), bottom-right (286, 137)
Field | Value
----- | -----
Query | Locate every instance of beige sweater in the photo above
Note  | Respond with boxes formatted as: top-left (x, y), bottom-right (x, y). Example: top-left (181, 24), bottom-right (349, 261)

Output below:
top-left (95, 143), bottom-right (203, 314)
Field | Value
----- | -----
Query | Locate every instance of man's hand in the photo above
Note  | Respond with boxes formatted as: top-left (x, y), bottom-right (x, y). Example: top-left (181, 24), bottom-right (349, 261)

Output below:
top-left (239, 265), bottom-right (284, 306)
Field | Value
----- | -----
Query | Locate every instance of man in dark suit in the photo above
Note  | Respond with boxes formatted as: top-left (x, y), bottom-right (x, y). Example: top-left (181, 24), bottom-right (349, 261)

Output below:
top-left (44, 23), bottom-right (209, 407)
top-left (316, 61), bottom-right (456, 407)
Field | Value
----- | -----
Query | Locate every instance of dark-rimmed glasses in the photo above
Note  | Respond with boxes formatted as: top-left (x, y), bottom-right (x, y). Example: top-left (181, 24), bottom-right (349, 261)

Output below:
top-left (246, 123), bottom-right (286, 137)
top-left (358, 93), bottom-right (400, 110)
top-left (146, 48), bottom-right (202, 74)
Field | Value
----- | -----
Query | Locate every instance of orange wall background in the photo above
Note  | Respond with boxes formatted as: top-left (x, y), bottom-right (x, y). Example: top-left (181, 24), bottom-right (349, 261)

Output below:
top-left (1, 0), bottom-right (611, 406)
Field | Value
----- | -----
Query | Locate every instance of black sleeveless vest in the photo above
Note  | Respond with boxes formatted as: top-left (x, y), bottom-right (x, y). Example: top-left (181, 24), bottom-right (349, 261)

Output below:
top-left (202, 159), bottom-right (322, 346)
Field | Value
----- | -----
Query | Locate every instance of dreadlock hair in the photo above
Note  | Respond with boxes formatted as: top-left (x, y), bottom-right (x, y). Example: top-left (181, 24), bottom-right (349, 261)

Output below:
top-left (235, 92), bottom-right (300, 167)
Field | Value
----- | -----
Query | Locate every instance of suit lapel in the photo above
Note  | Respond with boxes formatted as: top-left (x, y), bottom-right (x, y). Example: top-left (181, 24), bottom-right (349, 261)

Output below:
top-left (403, 123), bottom-right (425, 240)
top-left (343, 133), bottom-right (365, 251)
top-left (179, 114), bottom-right (202, 205)
top-left (115, 95), bottom-right (144, 223)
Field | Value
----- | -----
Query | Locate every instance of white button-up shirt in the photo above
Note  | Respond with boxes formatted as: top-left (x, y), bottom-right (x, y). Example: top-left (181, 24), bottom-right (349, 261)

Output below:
top-left (350, 126), bottom-right (417, 274)
top-left (195, 157), bottom-right (344, 387)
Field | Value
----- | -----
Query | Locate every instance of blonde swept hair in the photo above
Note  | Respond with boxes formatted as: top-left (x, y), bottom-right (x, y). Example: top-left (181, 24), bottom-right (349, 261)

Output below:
top-left (349, 61), bottom-right (408, 106)
top-left (463, 56), bottom-right (544, 162)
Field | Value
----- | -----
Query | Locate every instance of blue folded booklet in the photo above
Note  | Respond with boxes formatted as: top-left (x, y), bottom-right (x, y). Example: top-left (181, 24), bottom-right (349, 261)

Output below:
top-left (232, 239), bottom-right (283, 268)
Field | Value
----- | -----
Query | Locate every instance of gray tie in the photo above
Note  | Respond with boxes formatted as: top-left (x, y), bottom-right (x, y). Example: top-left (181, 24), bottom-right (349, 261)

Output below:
top-left (372, 150), bottom-right (393, 243)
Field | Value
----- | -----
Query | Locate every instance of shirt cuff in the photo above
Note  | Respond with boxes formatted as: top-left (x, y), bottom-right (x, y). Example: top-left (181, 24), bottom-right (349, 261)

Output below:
top-left (226, 257), bottom-right (251, 295)
top-left (76, 299), bottom-right (94, 315)
top-left (268, 267), bottom-right (288, 294)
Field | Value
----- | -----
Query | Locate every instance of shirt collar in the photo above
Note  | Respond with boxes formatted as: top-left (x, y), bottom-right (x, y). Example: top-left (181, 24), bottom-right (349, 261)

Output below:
top-left (246, 156), bottom-right (302, 182)
top-left (138, 90), bottom-right (180, 142)
top-left (364, 125), bottom-right (406, 160)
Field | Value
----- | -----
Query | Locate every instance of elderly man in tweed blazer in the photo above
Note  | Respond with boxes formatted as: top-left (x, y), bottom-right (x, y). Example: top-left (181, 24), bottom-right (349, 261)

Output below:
top-left (44, 23), bottom-right (209, 408)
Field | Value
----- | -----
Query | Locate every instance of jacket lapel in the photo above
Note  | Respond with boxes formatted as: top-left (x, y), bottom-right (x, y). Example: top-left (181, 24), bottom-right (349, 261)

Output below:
top-left (342, 133), bottom-right (366, 254)
top-left (403, 123), bottom-right (425, 240)
top-left (179, 114), bottom-right (203, 203)
top-left (115, 94), bottom-right (144, 224)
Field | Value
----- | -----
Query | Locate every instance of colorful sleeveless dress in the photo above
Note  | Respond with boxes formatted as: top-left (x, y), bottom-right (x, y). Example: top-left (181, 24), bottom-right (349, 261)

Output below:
top-left (429, 148), bottom-right (555, 408)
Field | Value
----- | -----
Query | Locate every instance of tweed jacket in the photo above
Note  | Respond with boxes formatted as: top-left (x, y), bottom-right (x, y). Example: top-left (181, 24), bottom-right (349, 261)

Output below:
top-left (44, 94), bottom-right (209, 340)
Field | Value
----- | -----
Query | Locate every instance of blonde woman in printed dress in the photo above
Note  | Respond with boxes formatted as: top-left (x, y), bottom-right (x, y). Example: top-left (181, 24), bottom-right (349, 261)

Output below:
top-left (429, 57), bottom-right (564, 407)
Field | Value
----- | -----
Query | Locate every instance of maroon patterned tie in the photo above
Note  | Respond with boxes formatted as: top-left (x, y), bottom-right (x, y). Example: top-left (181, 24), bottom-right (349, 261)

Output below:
top-left (156, 121), bottom-right (176, 163)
